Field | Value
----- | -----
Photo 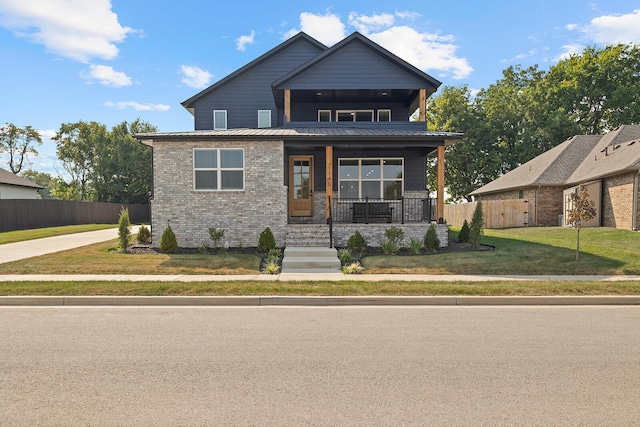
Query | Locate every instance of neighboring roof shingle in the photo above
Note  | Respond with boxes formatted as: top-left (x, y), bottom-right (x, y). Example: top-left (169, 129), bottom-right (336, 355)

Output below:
top-left (0, 168), bottom-right (42, 189)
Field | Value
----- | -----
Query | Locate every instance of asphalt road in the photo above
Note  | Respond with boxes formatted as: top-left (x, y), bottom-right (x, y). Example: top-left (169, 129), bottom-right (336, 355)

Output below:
top-left (2, 306), bottom-right (639, 426)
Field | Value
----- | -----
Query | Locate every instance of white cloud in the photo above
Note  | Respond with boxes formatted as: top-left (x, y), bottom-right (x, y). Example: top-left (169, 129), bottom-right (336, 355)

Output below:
top-left (556, 44), bottom-right (583, 61)
top-left (37, 129), bottom-right (56, 141)
top-left (104, 101), bottom-right (170, 111)
top-left (285, 11), bottom-right (346, 46)
top-left (0, 0), bottom-right (133, 62)
top-left (395, 10), bottom-right (421, 20)
top-left (565, 23), bottom-right (578, 31)
top-left (80, 64), bottom-right (132, 87)
top-left (583, 9), bottom-right (640, 44)
top-left (368, 26), bottom-right (473, 79)
top-left (236, 30), bottom-right (255, 51)
top-left (348, 12), bottom-right (394, 33)
top-left (180, 65), bottom-right (212, 89)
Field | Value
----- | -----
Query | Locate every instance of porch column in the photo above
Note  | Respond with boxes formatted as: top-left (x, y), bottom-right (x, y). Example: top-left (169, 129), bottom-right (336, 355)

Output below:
top-left (419, 88), bottom-right (426, 122)
top-left (326, 145), bottom-right (333, 220)
top-left (437, 145), bottom-right (445, 220)
top-left (284, 89), bottom-right (291, 123)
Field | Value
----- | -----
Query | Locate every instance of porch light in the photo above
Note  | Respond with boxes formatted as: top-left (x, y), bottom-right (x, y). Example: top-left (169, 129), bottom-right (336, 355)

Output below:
top-left (316, 92), bottom-right (322, 96)
top-left (382, 91), bottom-right (388, 96)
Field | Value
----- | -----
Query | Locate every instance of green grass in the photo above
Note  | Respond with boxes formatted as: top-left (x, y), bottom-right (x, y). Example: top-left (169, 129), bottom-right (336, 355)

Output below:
top-left (0, 280), bottom-right (639, 296)
top-left (0, 224), bottom-right (117, 245)
top-left (363, 227), bottom-right (640, 275)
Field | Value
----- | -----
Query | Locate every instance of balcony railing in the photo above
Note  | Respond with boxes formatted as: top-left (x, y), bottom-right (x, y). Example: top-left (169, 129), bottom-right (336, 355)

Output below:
top-left (331, 197), bottom-right (436, 224)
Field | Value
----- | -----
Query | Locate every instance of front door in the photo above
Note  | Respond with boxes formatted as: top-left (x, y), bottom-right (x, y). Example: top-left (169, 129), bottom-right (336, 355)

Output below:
top-left (289, 156), bottom-right (314, 217)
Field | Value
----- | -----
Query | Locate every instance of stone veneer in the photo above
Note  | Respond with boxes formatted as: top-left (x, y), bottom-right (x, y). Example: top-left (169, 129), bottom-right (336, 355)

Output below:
top-left (151, 139), bottom-right (288, 248)
top-left (332, 223), bottom-right (448, 248)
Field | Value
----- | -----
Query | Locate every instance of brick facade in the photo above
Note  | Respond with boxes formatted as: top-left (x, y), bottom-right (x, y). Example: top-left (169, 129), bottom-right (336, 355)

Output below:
top-left (602, 172), bottom-right (635, 229)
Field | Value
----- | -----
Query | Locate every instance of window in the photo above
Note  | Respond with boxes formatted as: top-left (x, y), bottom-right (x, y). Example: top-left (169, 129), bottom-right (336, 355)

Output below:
top-left (518, 189), bottom-right (524, 199)
top-left (213, 110), bottom-right (227, 130)
top-left (258, 110), bottom-right (271, 128)
top-left (194, 148), bottom-right (244, 191)
top-left (338, 158), bottom-right (403, 199)
top-left (378, 109), bottom-right (391, 121)
top-left (336, 110), bottom-right (374, 122)
top-left (318, 110), bottom-right (331, 122)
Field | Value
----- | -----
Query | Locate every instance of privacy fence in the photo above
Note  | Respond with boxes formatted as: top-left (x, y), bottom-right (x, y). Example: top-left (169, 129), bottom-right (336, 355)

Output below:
top-left (0, 200), bottom-right (150, 232)
top-left (444, 199), bottom-right (533, 229)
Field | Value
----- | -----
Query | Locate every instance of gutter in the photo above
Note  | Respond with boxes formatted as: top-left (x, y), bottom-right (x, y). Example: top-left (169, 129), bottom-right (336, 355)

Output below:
top-left (634, 171), bottom-right (639, 231)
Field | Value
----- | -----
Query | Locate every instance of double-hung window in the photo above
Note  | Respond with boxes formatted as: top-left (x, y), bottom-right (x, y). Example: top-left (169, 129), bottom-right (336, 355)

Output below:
top-left (194, 148), bottom-right (244, 191)
top-left (339, 158), bottom-right (403, 200)
top-left (213, 110), bottom-right (227, 130)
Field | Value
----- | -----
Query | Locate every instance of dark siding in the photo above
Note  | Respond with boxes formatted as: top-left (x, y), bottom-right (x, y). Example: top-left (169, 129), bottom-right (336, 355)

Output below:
top-left (284, 41), bottom-right (430, 90)
top-left (292, 101), bottom-right (411, 122)
top-left (193, 41), bottom-right (324, 130)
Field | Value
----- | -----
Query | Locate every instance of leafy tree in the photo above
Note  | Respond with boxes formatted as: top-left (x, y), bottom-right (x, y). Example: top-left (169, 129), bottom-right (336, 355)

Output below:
top-left (20, 169), bottom-right (58, 199)
top-left (566, 185), bottom-right (597, 261)
top-left (0, 123), bottom-right (42, 174)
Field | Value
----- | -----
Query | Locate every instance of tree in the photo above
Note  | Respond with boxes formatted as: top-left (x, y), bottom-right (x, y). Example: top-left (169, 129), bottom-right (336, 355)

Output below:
top-left (117, 207), bottom-right (132, 253)
top-left (566, 185), bottom-right (597, 261)
top-left (19, 169), bottom-right (58, 199)
top-left (469, 201), bottom-right (484, 249)
top-left (0, 123), bottom-right (42, 174)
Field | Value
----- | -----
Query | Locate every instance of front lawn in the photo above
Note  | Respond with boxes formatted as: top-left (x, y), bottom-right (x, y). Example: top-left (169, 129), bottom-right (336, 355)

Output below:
top-left (0, 224), bottom-right (117, 245)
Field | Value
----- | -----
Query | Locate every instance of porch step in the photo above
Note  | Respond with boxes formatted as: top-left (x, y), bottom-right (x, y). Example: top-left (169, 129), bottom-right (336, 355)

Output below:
top-left (286, 224), bottom-right (331, 247)
top-left (281, 246), bottom-right (341, 273)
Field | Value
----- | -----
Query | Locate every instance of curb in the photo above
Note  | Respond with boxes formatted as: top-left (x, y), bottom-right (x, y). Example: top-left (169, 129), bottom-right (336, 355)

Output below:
top-left (1, 295), bottom-right (639, 306)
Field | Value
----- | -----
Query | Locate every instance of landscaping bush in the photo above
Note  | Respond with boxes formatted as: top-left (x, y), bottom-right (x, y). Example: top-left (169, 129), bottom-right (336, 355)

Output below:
top-left (137, 224), bottom-right (152, 244)
top-left (380, 239), bottom-right (400, 255)
top-left (469, 201), bottom-right (484, 248)
top-left (257, 227), bottom-right (276, 253)
top-left (262, 260), bottom-right (281, 275)
top-left (267, 248), bottom-right (282, 263)
top-left (160, 224), bottom-right (178, 254)
top-left (458, 219), bottom-right (470, 243)
top-left (408, 238), bottom-right (423, 255)
top-left (342, 261), bottom-right (365, 274)
top-left (117, 207), bottom-right (132, 253)
top-left (208, 227), bottom-right (225, 251)
top-left (337, 248), bottom-right (353, 265)
top-left (347, 230), bottom-right (367, 253)
top-left (424, 224), bottom-right (441, 252)
top-left (384, 226), bottom-right (405, 246)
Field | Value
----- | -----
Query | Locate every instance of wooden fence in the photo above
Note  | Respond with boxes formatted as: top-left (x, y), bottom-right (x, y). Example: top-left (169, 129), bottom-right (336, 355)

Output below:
top-left (0, 200), bottom-right (150, 232)
top-left (444, 199), bottom-right (533, 228)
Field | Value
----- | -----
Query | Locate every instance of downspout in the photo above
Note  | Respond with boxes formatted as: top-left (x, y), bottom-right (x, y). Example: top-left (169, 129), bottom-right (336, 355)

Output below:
top-left (633, 171), bottom-right (639, 231)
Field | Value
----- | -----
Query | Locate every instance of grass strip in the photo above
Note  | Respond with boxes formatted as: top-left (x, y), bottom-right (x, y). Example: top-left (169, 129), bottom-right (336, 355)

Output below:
top-left (0, 224), bottom-right (117, 245)
top-left (1, 280), bottom-right (640, 296)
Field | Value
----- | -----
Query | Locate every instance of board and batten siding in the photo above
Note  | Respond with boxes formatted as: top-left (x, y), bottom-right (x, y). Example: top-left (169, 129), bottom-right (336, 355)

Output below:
top-left (192, 41), bottom-right (324, 130)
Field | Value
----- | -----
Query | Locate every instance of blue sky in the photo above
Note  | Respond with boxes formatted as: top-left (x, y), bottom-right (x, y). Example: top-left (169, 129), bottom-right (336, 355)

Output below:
top-left (1, 0), bottom-right (639, 176)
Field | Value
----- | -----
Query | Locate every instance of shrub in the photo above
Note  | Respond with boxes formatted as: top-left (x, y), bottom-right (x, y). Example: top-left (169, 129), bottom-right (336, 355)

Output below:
top-left (267, 248), bottom-right (282, 263)
top-left (117, 207), bottom-right (132, 253)
top-left (197, 242), bottom-right (209, 254)
top-left (347, 230), bottom-right (367, 253)
top-left (380, 239), bottom-right (399, 255)
top-left (424, 224), bottom-right (441, 252)
top-left (208, 227), bottom-right (225, 250)
top-left (408, 238), bottom-right (423, 255)
top-left (160, 224), bottom-right (178, 254)
top-left (257, 227), bottom-right (276, 253)
top-left (458, 219), bottom-right (470, 243)
top-left (469, 201), bottom-right (484, 249)
top-left (342, 261), bottom-right (365, 274)
top-left (337, 248), bottom-right (353, 265)
top-left (137, 224), bottom-right (152, 244)
top-left (262, 260), bottom-right (281, 275)
top-left (384, 226), bottom-right (405, 246)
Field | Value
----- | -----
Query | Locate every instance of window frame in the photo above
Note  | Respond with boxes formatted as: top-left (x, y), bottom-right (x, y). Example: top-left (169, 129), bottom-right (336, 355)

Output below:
top-left (338, 157), bottom-right (404, 200)
top-left (377, 109), bottom-right (391, 121)
top-left (318, 110), bottom-right (332, 122)
top-left (336, 110), bottom-right (374, 122)
top-left (213, 110), bottom-right (228, 130)
top-left (258, 110), bottom-right (271, 128)
top-left (193, 148), bottom-right (244, 191)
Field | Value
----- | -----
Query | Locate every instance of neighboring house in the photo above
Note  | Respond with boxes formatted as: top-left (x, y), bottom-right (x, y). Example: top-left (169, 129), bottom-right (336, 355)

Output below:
top-left (470, 125), bottom-right (640, 230)
top-left (136, 32), bottom-right (463, 247)
top-left (0, 168), bottom-right (42, 199)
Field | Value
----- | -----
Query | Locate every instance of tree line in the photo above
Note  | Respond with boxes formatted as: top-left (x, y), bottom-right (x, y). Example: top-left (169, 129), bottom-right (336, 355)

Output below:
top-left (426, 43), bottom-right (640, 202)
top-left (0, 119), bottom-right (156, 204)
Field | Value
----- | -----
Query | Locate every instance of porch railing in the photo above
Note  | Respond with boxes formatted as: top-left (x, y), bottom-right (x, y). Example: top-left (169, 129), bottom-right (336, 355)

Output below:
top-left (331, 197), bottom-right (436, 224)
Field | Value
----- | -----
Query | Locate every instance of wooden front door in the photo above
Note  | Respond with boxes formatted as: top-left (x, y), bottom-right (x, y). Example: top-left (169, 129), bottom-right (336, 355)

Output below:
top-left (289, 156), bottom-right (314, 217)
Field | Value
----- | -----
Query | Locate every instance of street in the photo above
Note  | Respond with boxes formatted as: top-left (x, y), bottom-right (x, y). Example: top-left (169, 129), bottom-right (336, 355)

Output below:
top-left (1, 306), bottom-right (639, 426)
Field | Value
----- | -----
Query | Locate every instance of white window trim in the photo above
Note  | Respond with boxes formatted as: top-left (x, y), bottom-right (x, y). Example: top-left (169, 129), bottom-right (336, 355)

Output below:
top-left (213, 110), bottom-right (227, 130)
top-left (377, 109), bottom-right (391, 121)
top-left (318, 110), bottom-right (332, 122)
top-left (338, 157), bottom-right (404, 199)
top-left (258, 110), bottom-right (271, 128)
top-left (193, 148), bottom-right (245, 191)
top-left (336, 110), bottom-right (374, 122)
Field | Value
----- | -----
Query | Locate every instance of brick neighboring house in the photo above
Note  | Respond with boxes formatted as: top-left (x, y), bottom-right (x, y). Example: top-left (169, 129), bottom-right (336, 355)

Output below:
top-left (470, 125), bottom-right (640, 229)
top-left (136, 32), bottom-right (463, 248)
top-left (0, 168), bottom-right (41, 199)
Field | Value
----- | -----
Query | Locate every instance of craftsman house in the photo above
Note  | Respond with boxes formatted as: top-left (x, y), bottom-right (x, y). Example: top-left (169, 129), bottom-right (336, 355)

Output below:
top-left (470, 125), bottom-right (640, 230)
top-left (137, 32), bottom-right (463, 247)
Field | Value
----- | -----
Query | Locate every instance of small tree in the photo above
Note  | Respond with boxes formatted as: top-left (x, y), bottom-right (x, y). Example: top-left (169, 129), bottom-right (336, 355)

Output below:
top-left (423, 224), bottom-right (441, 251)
top-left (566, 185), bottom-right (597, 261)
top-left (458, 219), bottom-right (470, 243)
top-left (208, 227), bottom-right (225, 251)
top-left (160, 224), bottom-right (178, 254)
top-left (137, 224), bottom-right (152, 244)
top-left (117, 207), bottom-right (131, 253)
top-left (347, 230), bottom-right (367, 253)
top-left (469, 201), bottom-right (484, 249)
top-left (257, 227), bottom-right (276, 253)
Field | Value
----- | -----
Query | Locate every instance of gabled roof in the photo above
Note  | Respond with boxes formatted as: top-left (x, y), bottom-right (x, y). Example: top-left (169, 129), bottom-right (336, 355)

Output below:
top-left (0, 168), bottom-right (42, 189)
top-left (272, 32), bottom-right (441, 90)
top-left (470, 125), bottom-right (640, 196)
top-left (181, 32), bottom-right (327, 111)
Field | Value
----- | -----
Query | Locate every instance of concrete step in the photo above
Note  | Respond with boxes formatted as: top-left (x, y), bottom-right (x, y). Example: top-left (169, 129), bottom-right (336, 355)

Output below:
top-left (282, 246), bottom-right (341, 273)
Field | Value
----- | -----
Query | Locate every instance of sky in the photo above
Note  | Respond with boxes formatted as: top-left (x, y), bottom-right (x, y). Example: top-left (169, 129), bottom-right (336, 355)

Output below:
top-left (1, 0), bottom-right (639, 177)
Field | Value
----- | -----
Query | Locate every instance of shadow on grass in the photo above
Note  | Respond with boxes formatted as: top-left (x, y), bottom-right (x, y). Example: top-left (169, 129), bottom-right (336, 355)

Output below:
top-left (362, 233), bottom-right (627, 275)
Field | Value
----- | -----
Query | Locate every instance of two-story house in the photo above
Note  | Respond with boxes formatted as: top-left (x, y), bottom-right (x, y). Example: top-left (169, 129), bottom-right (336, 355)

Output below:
top-left (136, 32), bottom-right (463, 248)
